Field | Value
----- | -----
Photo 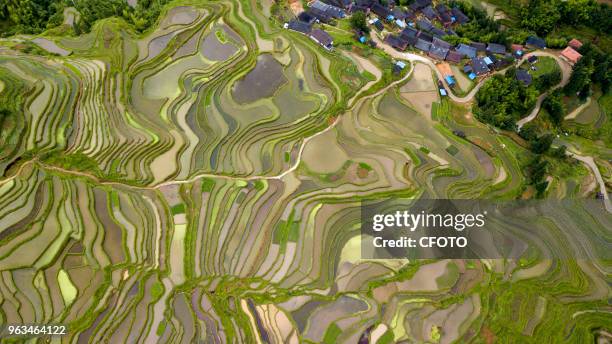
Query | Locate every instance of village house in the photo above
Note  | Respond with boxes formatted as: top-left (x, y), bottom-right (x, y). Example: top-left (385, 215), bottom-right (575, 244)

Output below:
top-left (385, 35), bottom-right (408, 51)
top-left (429, 37), bottom-right (451, 60)
top-left (446, 50), bottom-right (463, 63)
top-left (417, 19), bottom-right (434, 32)
top-left (471, 57), bottom-right (490, 76)
top-left (456, 43), bottom-right (477, 58)
top-left (568, 38), bottom-right (583, 50)
top-left (371, 3), bottom-right (391, 19)
top-left (309, 0), bottom-right (345, 18)
top-left (430, 27), bottom-right (447, 38)
top-left (486, 43), bottom-right (506, 55)
top-left (422, 6), bottom-right (437, 20)
top-left (437, 62), bottom-right (456, 87)
top-left (560, 46), bottom-right (582, 65)
top-left (511, 44), bottom-right (524, 58)
top-left (369, 17), bottom-right (384, 31)
top-left (285, 20), bottom-right (312, 34)
top-left (451, 7), bottom-right (469, 24)
top-left (410, 0), bottom-right (432, 11)
top-left (516, 69), bottom-right (532, 86)
top-left (310, 29), bottom-right (334, 50)
top-left (470, 42), bottom-right (486, 53)
top-left (526, 36), bottom-right (546, 49)
top-left (414, 38), bottom-right (432, 52)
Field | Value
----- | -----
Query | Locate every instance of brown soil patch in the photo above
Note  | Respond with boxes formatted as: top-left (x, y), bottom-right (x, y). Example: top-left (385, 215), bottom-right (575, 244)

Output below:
top-left (357, 167), bottom-right (370, 178)
top-left (480, 326), bottom-right (496, 344)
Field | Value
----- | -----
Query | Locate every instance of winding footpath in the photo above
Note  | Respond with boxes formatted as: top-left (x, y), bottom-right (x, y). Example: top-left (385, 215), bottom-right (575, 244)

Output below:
top-left (1, 36), bottom-right (608, 212)
top-left (568, 153), bottom-right (612, 213)
top-left (516, 51), bottom-right (572, 129)
top-left (370, 34), bottom-right (610, 212)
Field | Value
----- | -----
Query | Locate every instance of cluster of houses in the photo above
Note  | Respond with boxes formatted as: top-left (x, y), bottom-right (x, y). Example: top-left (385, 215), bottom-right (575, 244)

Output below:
top-left (283, 0), bottom-right (586, 91)
top-left (284, 0), bottom-right (347, 50)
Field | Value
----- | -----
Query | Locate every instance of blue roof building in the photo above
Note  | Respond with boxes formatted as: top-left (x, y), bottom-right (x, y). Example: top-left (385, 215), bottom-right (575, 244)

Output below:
top-left (526, 36), bottom-right (546, 49)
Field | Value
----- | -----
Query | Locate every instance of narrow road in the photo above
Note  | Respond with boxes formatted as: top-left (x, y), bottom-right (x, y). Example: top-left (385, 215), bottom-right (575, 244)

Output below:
top-left (370, 34), bottom-right (610, 211)
top-left (370, 32), bottom-right (494, 102)
top-left (564, 97), bottom-right (591, 120)
top-left (569, 153), bottom-right (612, 213)
top-left (516, 51), bottom-right (572, 129)
top-left (1, 55), bottom-right (415, 190)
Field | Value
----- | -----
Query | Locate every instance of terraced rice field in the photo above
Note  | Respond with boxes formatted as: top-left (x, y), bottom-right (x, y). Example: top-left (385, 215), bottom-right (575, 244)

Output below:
top-left (0, 0), bottom-right (610, 343)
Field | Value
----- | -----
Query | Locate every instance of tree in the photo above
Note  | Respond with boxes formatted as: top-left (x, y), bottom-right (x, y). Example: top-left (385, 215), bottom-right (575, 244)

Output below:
top-left (530, 133), bottom-right (554, 154)
top-left (525, 155), bottom-right (549, 198)
top-left (519, 0), bottom-right (561, 36)
top-left (519, 122), bottom-right (539, 142)
top-left (535, 69), bottom-right (561, 93)
top-left (474, 74), bottom-right (537, 130)
top-left (564, 54), bottom-right (594, 96)
top-left (350, 11), bottom-right (369, 34)
top-left (551, 145), bottom-right (567, 159)
top-left (542, 90), bottom-right (565, 125)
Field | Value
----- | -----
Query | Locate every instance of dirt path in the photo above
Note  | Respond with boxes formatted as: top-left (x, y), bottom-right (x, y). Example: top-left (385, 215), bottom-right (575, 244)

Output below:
top-left (564, 97), bottom-right (592, 120)
top-left (343, 51), bottom-right (384, 106)
top-left (0, 55), bottom-right (414, 190)
top-left (568, 153), bottom-right (612, 213)
top-left (370, 33), bottom-right (504, 103)
top-left (517, 51), bottom-right (572, 129)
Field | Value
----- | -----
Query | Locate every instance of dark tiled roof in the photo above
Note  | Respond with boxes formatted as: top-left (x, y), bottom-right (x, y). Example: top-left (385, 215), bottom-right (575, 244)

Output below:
top-left (310, 29), bottom-right (333, 48)
top-left (516, 69), bottom-right (532, 86)
top-left (287, 20), bottom-right (312, 34)
top-left (471, 57), bottom-right (490, 75)
top-left (422, 5), bottom-right (437, 19)
top-left (400, 27), bottom-right (418, 39)
top-left (298, 12), bottom-right (315, 24)
top-left (385, 35), bottom-right (408, 50)
top-left (451, 7), bottom-right (469, 24)
top-left (526, 36), bottom-right (546, 49)
top-left (355, 0), bottom-right (373, 7)
top-left (433, 37), bottom-right (451, 49)
top-left (415, 39), bottom-right (432, 52)
top-left (404, 35), bottom-right (418, 46)
top-left (309, 0), bottom-right (345, 18)
top-left (417, 19), bottom-right (434, 32)
top-left (456, 43), bottom-right (477, 58)
top-left (418, 31), bottom-right (433, 42)
top-left (410, 0), bottom-right (431, 10)
top-left (404, 10), bottom-right (416, 20)
top-left (470, 42), bottom-right (486, 52)
top-left (392, 8), bottom-right (407, 20)
top-left (495, 57), bottom-right (513, 69)
top-left (486, 43), bottom-right (506, 54)
top-left (430, 27), bottom-right (446, 38)
top-left (436, 4), bottom-right (449, 13)
top-left (439, 12), bottom-right (453, 25)
top-left (429, 45), bottom-right (449, 60)
top-left (371, 3), bottom-right (391, 18)
top-left (446, 50), bottom-right (463, 63)
top-left (308, 8), bottom-right (333, 23)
